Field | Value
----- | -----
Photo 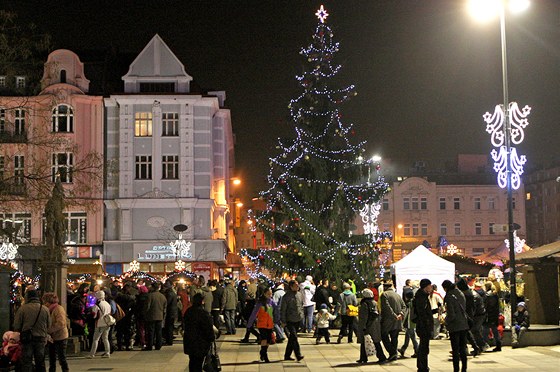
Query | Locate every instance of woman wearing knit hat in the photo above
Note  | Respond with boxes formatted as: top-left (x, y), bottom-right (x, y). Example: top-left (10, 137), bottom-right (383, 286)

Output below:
top-left (356, 288), bottom-right (386, 364)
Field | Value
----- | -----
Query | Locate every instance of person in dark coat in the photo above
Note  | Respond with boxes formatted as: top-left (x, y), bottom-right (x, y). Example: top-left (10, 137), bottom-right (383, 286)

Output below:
top-left (511, 301), bottom-right (530, 347)
top-left (162, 281), bottom-right (178, 346)
top-left (483, 282), bottom-right (502, 352)
top-left (314, 279), bottom-right (331, 311)
top-left (356, 289), bottom-right (386, 364)
top-left (143, 282), bottom-right (167, 351)
top-left (183, 293), bottom-right (215, 372)
top-left (379, 280), bottom-right (406, 362)
top-left (14, 289), bottom-right (52, 372)
top-left (115, 282), bottom-right (136, 350)
top-left (413, 279), bottom-right (434, 372)
top-left (442, 280), bottom-right (469, 372)
top-left (456, 278), bottom-right (481, 356)
top-left (209, 280), bottom-right (224, 336)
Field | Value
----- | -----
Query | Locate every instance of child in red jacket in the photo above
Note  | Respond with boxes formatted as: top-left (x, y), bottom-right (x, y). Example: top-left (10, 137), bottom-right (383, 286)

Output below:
top-left (0, 331), bottom-right (22, 368)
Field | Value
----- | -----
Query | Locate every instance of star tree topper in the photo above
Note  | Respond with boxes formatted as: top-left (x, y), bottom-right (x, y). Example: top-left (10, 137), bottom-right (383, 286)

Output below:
top-left (315, 5), bottom-right (329, 23)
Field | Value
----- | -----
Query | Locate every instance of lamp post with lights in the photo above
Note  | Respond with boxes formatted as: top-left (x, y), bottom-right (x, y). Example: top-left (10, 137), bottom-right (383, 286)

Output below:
top-left (469, 0), bottom-right (530, 319)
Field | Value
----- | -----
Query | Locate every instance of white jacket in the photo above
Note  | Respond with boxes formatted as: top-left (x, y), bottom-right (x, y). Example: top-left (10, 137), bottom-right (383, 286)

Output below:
top-left (315, 309), bottom-right (336, 328)
top-left (92, 300), bottom-right (112, 327)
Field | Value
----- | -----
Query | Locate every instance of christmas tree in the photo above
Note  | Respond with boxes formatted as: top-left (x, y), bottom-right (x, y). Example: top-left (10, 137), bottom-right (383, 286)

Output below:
top-left (248, 6), bottom-right (389, 283)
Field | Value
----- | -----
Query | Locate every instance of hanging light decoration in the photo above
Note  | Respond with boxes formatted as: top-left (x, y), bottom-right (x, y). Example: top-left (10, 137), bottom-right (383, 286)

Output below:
top-left (175, 259), bottom-right (186, 271)
top-left (504, 231), bottom-right (525, 254)
top-left (0, 241), bottom-right (19, 261)
top-left (129, 260), bottom-right (140, 272)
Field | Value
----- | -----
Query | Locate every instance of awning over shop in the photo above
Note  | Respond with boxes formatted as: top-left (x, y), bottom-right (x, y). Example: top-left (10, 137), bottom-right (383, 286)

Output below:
top-left (516, 240), bottom-right (560, 264)
top-left (67, 264), bottom-right (104, 275)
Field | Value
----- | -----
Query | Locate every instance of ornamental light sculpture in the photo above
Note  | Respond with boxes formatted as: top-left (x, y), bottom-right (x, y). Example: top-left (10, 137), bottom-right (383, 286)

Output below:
top-left (470, 0), bottom-right (530, 319)
top-left (170, 224), bottom-right (192, 260)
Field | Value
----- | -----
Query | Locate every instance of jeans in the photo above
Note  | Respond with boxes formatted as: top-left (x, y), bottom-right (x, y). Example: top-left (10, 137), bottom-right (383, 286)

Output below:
top-left (338, 315), bottom-right (356, 342)
top-left (284, 321), bottom-right (302, 359)
top-left (401, 327), bottom-right (419, 354)
top-left (450, 330), bottom-right (468, 372)
top-left (512, 326), bottom-right (527, 344)
top-left (90, 326), bottom-right (111, 356)
top-left (416, 332), bottom-right (430, 372)
top-left (381, 328), bottom-right (400, 357)
top-left (22, 338), bottom-right (47, 372)
top-left (224, 309), bottom-right (236, 334)
top-left (303, 305), bottom-right (314, 332)
top-left (145, 320), bottom-right (163, 350)
top-left (274, 323), bottom-right (286, 340)
top-left (48, 339), bottom-right (69, 372)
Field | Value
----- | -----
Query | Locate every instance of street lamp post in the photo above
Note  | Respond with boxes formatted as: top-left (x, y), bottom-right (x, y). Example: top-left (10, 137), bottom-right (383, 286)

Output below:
top-left (470, 0), bottom-right (531, 321)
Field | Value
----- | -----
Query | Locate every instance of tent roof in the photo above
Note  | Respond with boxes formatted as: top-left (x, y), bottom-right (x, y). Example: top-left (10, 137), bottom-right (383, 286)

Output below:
top-left (392, 245), bottom-right (455, 273)
top-left (477, 241), bottom-right (531, 263)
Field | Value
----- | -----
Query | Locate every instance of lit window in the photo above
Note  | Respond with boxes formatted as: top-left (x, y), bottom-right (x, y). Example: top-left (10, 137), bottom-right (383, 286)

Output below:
top-left (135, 155), bottom-right (152, 179)
top-left (162, 112), bottom-right (179, 136)
top-left (52, 104), bottom-right (74, 132)
top-left (52, 153), bottom-right (74, 183)
top-left (162, 155), bottom-right (179, 179)
top-left (134, 112), bottom-right (153, 137)
top-left (15, 76), bottom-right (25, 89)
top-left (0, 213), bottom-right (32, 243)
top-left (526, 192), bottom-right (531, 201)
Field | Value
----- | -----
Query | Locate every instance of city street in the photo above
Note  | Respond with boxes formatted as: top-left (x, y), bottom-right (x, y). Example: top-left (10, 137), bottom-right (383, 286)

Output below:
top-left (67, 331), bottom-right (560, 371)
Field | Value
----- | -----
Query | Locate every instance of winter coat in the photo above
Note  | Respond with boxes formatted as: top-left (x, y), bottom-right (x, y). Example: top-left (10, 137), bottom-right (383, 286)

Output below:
top-left (314, 286), bottom-right (331, 310)
top-left (222, 284), bottom-right (238, 311)
top-left (14, 299), bottom-right (51, 339)
top-left (338, 290), bottom-right (358, 315)
top-left (444, 288), bottom-right (469, 333)
top-left (272, 287), bottom-right (285, 310)
top-left (47, 304), bottom-right (68, 341)
top-left (280, 290), bottom-right (304, 324)
top-left (200, 286), bottom-right (213, 313)
top-left (484, 291), bottom-right (500, 327)
top-left (413, 288), bottom-right (434, 338)
top-left (247, 299), bottom-right (277, 330)
top-left (462, 289), bottom-right (475, 319)
top-left (315, 309), bottom-right (336, 329)
top-left (163, 288), bottom-right (178, 322)
top-left (357, 297), bottom-right (381, 343)
top-left (300, 280), bottom-right (316, 307)
top-left (380, 288), bottom-right (406, 333)
top-left (211, 285), bottom-right (224, 311)
top-left (512, 310), bottom-right (530, 329)
top-left (183, 304), bottom-right (215, 358)
top-left (91, 300), bottom-right (112, 328)
top-left (144, 290), bottom-right (167, 322)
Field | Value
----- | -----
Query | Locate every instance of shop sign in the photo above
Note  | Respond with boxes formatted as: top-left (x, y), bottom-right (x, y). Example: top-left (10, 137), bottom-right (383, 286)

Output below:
top-left (136, 244), bottom-right (192, 261)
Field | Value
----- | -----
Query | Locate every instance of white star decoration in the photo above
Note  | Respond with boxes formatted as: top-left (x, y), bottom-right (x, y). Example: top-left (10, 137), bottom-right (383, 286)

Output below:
top-left (315, 5), bottom-right (329, 23)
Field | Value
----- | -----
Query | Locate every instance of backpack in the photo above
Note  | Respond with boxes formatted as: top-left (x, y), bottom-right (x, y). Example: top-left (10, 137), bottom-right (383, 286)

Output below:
top-left (346, 304), bottom-right (359, 317)
top-left (113, 303), bottom-right (126, 322)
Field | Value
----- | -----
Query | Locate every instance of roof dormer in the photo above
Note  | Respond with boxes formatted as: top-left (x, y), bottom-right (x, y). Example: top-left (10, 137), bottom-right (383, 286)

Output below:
top-left (122, 34), bottom-right (193, 93)
top-left (41, 49), bottom-right (90, 93)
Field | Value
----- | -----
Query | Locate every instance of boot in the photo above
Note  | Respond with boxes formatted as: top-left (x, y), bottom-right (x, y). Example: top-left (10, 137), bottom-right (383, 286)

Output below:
top-left (260, 346), bottom-right (270, 363)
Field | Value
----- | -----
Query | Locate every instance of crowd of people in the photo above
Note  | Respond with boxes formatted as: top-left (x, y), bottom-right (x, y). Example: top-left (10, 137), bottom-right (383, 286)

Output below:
top-left (4, 269), bottom-right (529, 372)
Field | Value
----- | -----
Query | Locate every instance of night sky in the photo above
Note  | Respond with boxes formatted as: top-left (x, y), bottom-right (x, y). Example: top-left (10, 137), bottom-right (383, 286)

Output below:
top-left (8, 0), bottom-right (560, 202)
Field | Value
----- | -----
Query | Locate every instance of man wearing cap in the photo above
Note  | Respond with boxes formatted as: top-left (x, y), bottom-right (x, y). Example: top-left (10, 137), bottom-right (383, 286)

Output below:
top-left (379, 280), bottom-right (406, 362)
top-left (14, 289), bottom-right (52, 372)
top-left (414, 279), bottom-right (433, 372)
top-left (299, 275), bottom-right (316, 333)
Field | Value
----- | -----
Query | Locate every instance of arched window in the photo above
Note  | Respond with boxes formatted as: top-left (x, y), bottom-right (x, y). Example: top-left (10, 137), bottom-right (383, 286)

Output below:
top-left (60, 70), bottom-right (67, 83)
top-left (52, 104), bottom-right (74, 132)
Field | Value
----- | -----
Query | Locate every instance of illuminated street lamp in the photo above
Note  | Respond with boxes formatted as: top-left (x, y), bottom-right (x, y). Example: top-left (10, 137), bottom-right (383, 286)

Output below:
top-left (469, 0), bottom-right (530, 319)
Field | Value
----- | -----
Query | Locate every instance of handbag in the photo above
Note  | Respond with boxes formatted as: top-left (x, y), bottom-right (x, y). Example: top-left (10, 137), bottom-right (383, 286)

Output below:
top-left (21, 304), bottom-right (42, 343)
top-left (103, 313), bottom-right (116, 326)
top-left (270, 331), bottom-right (276, 345)
top-left (203, 341), bottom-right (221, 372)
top-left (364, 334), bottom-right (376, 356)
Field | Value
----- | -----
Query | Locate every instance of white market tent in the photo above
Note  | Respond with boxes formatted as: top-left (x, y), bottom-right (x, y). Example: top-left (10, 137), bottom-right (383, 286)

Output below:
top-left (391, 245), bottom-right (456, 296)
